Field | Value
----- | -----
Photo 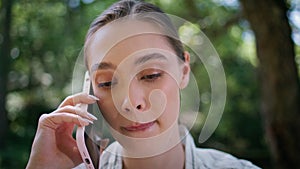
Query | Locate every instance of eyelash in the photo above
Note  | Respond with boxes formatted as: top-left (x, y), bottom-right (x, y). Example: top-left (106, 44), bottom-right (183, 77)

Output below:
top-left (98, 81), bottom-right (112, 88)
top-left (97, 79), bottom-right (117, 89)
top-left (97, 72), bottom-right (162, 88)
top-left (140, 73), bottom-right (162, 82)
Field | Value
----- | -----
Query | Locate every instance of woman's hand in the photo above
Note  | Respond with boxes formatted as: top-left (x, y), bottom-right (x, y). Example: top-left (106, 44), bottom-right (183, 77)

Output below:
top-left (26, 93), bottom-right (99, 169)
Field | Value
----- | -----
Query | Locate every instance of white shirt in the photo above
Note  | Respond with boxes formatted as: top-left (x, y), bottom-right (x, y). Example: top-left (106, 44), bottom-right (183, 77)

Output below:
top-left (75, 126), bottom-right (260, 169)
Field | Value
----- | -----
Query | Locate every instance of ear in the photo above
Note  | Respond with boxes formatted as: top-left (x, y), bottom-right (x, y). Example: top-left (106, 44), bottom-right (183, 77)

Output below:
top-left (179, 51), bottom-right (191, 89)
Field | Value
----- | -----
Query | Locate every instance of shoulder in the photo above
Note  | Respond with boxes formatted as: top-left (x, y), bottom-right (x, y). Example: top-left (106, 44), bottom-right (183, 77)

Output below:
top-left (73, 142), bottom-right (122, 169)
top-left (180, 125), bottom-right (260, 169)
top-left (72, 163), bottom-right (87, 169)
top-left (99, 141), bottom-right (122, 169)
top-left (194, 148), bottom-right (260, 169)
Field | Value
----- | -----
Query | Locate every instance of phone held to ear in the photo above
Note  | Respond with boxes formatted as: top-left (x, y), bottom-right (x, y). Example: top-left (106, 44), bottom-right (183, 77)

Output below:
top-left (76, 71), bottom-right (96, 169)
top-left (76, 71), bottom-right (109, 169)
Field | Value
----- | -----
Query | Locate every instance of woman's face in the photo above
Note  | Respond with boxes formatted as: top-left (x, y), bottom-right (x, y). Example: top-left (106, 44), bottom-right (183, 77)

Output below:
top-left (86, 24), bottom-right (190, 139)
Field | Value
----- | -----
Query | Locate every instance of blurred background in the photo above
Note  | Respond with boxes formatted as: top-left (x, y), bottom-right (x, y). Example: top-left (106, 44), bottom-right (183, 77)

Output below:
top-left (0, 0), bottom-right (299, 168)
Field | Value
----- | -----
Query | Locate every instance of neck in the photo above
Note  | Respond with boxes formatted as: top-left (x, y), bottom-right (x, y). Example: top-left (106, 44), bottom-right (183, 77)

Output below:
top-left (122, 142), bottom-right (185, 169)
top-left (121, 124), bottom-right (185, 169)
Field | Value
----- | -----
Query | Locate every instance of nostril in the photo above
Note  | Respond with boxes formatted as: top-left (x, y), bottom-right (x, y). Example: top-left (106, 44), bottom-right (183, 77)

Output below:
top-left (136, 105), bottom-right (142, 110)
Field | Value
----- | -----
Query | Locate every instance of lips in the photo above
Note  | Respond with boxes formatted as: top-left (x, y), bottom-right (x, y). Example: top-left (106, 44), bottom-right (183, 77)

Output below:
top-left (123, 121), bottom-right (155, 132)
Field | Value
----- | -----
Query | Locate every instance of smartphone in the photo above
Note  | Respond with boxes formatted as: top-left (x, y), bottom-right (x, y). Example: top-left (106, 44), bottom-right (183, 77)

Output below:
top-left (76, 71), bottom-right (96, 169)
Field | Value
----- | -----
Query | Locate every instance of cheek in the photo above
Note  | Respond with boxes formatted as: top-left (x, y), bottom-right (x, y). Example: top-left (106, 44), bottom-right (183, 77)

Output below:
top-left (95, 93), bottom-right (120, 128)
top-left (158, 78), bottom-right (180, 125)
top-left (92, 81), bottom-right (109, 98)
top-left (92, 82), bottom-right (114, 111)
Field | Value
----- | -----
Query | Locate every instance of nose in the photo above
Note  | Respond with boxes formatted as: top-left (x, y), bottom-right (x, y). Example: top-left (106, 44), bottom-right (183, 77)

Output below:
top-left (121, 80), bottom-right (146, 113)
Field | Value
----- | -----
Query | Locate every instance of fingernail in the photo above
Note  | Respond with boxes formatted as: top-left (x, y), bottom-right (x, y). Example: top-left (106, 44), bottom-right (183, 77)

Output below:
top-left (79, 118), bottom-right (89, 126)
top-left (88, 95), bottom-right (99, 101)
top-left (87, 113), bottom-right (98, 120)
top-left (82, 118), bottom-right (94, 124)
top-left (83, 119), bottom-right (94, 124)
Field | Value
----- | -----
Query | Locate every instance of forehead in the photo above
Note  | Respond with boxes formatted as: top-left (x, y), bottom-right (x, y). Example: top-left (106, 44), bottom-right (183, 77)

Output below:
top-left (103, 34), bottom-right (174, 65)
top-left (85, 20), bottom-right (175, 70)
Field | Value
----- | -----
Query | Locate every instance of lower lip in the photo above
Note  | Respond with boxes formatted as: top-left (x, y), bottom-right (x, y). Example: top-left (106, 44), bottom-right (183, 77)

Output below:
top-left (123, 121), bottom-right (155, 132)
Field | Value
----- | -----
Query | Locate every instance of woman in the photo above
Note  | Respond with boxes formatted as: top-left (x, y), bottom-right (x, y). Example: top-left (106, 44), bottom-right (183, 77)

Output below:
top-left (26, 0), bottom-right (260, 168)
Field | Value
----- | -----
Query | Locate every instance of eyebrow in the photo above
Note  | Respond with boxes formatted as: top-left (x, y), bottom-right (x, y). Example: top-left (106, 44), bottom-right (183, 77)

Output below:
top-left (134, 53), bottom-right (168, 65)
top-left (91, 53), bottom-right (168, 72)
top-left (91, 62), bottom-right (115, 72)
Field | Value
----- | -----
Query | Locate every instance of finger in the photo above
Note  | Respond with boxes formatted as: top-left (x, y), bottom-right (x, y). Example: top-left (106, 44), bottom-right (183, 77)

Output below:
top-left (54, 105), bottom-right (97, 121)
top-left (54, 120), bottom-right (83, 165)
top-left (56, 132), bottom-right (82, 165)
top-left (39, 113), bottom-right (93, 130)
top-left (59, 93), bottom-right (99, 108)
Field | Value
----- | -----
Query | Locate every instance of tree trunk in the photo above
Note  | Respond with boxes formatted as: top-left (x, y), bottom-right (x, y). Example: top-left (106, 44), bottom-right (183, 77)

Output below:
top-left (0, 0), bottom-right (13, 144)
top-left (239, 0), bottom-right (300, 168)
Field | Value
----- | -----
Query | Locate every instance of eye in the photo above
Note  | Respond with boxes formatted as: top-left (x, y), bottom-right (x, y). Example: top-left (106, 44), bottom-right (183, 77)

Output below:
top-left (98, 81), bottom-right (112, 88)
top-left (97, 79), bottom-right (117, 89)
top-left (140, 72), bottom-right (162, 82)
top-left (94, 70), bottom-right (117, 89)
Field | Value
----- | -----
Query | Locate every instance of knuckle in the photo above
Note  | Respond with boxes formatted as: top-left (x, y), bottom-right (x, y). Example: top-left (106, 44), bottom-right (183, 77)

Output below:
top-left (61, 105), bottom-right (73, 111)
top-left (38, 114), bottom-right (50, 123)
top-left (64, 95), bottom-right (74, 101)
